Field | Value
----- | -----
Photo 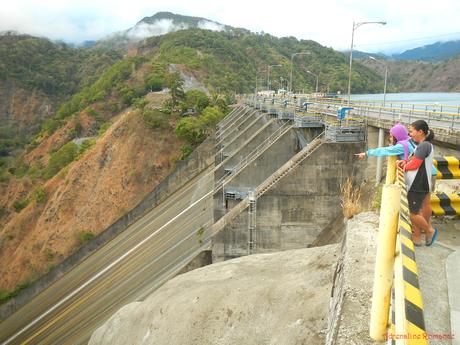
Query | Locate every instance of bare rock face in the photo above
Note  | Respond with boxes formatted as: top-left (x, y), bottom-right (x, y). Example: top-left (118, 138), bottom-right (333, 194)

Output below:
top-left (89, 245), bottom-right (339, 345)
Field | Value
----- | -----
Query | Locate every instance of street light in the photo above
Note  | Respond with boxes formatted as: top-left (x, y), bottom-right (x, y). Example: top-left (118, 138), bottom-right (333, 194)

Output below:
top-left (368, 55), bottom-right (389, 186)
top-left (347, 21), bottom-right (386, 105)
top-left (267, 64), bottom-right (282, 91)
top-left (306, 70), bottom-right (319, 93)
top-left (255, 68), bottom-right (266, 95)
top-left (289, 52), bottom-right (309, 94)
top-left (368, 56), bottom-right (388, 107)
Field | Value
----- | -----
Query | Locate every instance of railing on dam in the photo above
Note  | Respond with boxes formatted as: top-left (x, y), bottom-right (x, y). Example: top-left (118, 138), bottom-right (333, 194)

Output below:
top-left (247, 95), bottom-right (460, 132)
top-left (369, 156), bottom-right (429, 344)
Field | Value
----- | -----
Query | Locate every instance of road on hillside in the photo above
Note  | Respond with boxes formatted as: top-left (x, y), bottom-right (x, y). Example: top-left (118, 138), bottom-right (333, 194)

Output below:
top-left (0, 168), bottom-right (214, 345)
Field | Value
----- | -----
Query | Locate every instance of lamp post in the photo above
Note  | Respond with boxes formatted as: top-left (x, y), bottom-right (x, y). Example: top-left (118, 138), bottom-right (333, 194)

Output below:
top-left (368, 56), bottom-right (389, 185)
top-left (368, 56), bottom-right (388, 107)
top-left (267, 64), bottom-right (282, 91)
top-left (347, 21), bottom-right (386, 105)
top-left (289, 52), bottom-right (309, 94)
top-left (306, 70), bottom-right (319, 93)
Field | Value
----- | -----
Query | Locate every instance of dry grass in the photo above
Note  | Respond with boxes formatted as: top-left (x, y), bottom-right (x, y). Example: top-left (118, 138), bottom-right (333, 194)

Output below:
top-left (340, 177), bottom-right (364, 219)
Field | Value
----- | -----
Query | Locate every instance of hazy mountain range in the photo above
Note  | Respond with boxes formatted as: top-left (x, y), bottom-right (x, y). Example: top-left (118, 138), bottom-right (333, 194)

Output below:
top-left (352, 40), bottom-right (460, 62)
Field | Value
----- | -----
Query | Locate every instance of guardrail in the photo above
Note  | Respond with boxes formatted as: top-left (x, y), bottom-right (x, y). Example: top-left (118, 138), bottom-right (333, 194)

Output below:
top-left (247, 95), bottom-right (460, 132)
top-left (370, 156), bottom-right (428, 344)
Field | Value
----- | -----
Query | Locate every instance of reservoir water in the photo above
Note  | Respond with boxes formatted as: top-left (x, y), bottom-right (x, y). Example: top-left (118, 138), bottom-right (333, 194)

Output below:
top-left (348, 92), bottom-right (460, 107)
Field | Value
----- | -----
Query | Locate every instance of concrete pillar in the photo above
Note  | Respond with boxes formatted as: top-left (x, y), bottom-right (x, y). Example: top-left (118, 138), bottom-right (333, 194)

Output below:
top-left (375, 128), bottom-right (385, 184)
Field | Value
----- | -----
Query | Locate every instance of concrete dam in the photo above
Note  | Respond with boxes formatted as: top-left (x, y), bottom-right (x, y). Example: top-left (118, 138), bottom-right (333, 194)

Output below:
top-left (0, 100), bottom-right (410, 344)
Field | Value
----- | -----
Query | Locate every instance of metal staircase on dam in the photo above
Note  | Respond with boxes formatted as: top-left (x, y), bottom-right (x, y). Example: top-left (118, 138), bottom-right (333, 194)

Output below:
top-left (209, 133), bottom-right (325, 238)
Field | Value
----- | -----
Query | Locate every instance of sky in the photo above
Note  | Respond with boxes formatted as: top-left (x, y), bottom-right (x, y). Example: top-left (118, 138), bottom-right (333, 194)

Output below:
top-left (1, 0), bottom-right (460, 54)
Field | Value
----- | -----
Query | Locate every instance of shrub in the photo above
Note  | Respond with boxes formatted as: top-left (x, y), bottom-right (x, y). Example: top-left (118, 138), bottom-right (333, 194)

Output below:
top-left (340, 178), bottom-right (364, 219)
top-left (78, 139), bottom-right (96, 156)
top-left (0, 280), bottom-right (32, 305)
top-left (78, 232), bottom-right (95, 244)
top-left (87, 107), bottom-right (101, 119)
top-left (44, 248), bottom-right (55, 261)
top-left (141, 109), bottom-right (169, 129)
top-left (144, 74), bottom-right (165, 92)
top-left (372, 183), bottom-right (383, 210)
top-left (200, 106), bottom-right (224, 128)
top-left (180, 146), bottom-right (193, 160)
top-left (97, 122), bottom-right (111, 137)
top-left (183, 90), bottom-right (210, 113)
top-left (44, 142), bottom-right (79, 179)
top-left (13, 198), bottom-right (29, 212)
top-left (9, 163), bottom-right (29, 178)
top-left (27, 163), bottom-right (44, 180)
top-left (32, 186), bottom-right (47, 204)
top-left (133, 98), bottom-right (149, 110)
top-left (175, 116), bottom-right (205, 145)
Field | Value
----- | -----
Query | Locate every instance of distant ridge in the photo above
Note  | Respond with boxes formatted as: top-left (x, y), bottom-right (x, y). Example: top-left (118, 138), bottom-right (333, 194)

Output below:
top-left (96, 12), bottom-right (240, 49)
top-left (392, 40), bottom-right (460, 62)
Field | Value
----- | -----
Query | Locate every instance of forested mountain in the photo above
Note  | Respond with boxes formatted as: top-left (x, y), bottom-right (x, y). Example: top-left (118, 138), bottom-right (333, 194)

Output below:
top-left (139, 28), bottom-right (383, 94)
top-left (0, 33), bottom-right (122, 167)
top-left (360, 53), bottom-right (460, 92)
top-left (392, 40), bottom-right (460, 62)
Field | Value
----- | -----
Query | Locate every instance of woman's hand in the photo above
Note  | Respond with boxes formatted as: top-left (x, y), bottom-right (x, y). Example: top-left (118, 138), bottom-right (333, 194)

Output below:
top-left (396, 160), bottom-right (407, 169)
top-left (355, 152), bottom-right (366, 160)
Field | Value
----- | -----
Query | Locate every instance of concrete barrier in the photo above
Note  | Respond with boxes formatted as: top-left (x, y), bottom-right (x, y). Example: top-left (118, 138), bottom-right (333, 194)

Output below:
top-left (431, 192), bottom-right (460, 215)
top-left (433, 156), bottom-right (460, 179)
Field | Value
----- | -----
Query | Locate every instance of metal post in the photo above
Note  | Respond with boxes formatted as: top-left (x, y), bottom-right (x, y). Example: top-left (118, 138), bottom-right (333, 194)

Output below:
top-left (347, 22), bottom-right (355, 106)
top-left (306, 70), bottom-right (319, 94)
top-left (248, 191), bottom-right (257, 254)
top-left (268, 64), bottom-right (281, 92)
top-left (267, 68), bottom-right (271, 91)
top-left (348, 21), bottom-right (386, 105)
top-left (383, 66), bottom-right (388, 107)
top-left (289, 52), bottom-right (308, 93)
top-left (370, 183), bottom-right (401, 341)
top-left (376, 128), bottom-right (385, 184)
top-left (369, 56), bottom-right (388, 107)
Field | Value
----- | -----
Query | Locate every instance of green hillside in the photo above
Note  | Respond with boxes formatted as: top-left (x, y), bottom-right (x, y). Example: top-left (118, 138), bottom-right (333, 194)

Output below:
top-left (0, 28), bottom-right (385, 175)
top-left (140, 28), bottom-right (383, 94)
top-left (0, 33), bottom-right (122, 99)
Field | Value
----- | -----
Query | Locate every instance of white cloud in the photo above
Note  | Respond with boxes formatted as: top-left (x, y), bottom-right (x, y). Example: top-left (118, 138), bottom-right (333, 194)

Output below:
top-left (0, 0), bottom-right (459, 53)
top-left (197, 20), bottom-right (225, 32)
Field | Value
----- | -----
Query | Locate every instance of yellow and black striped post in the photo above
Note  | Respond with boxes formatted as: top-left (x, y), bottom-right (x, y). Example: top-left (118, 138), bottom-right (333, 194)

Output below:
top-left (433, 156), bottom-right (460, 179)
top-left (387, 166), bottom-right (428, 344)
top-left (431, 192), bottom-right (460, 215)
